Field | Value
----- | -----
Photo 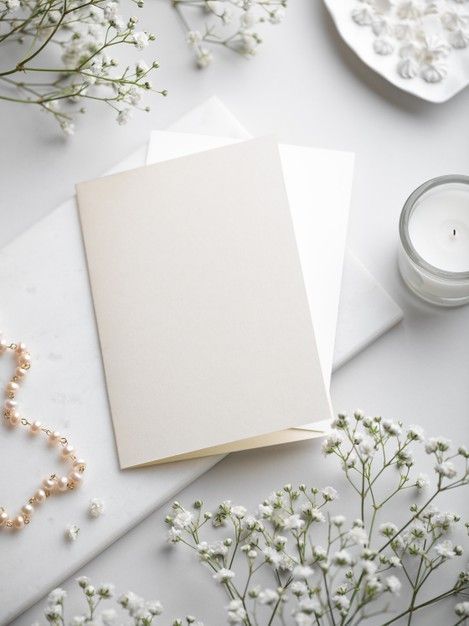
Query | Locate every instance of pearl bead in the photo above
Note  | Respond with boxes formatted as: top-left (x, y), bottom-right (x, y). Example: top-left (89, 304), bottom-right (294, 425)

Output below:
top-left (6, 381), bottom-right (19, 394)
top-left (0, 339), bottom-right (87, 531)
top-left (62, 444), bottom-right (74, 458)
top-left (22, 504), bottom-right (34, 517)
top-left (57, 477), bottom-right (69, 491)
top-left (34, 489), bottom-right (46, 504)
top-left (15, 367), bottom-right (27, 379)
top-left (42, 477), bottom-right (56, 491)
top-left (68, 471), bottom-right (82, 485)
top-left (49, 431), bottom-right (61, 443)
top-left (73, 459), bottom-right (86, 471)
top-left (30, 420), bottom-right (42, 434)
top-left (9, 412), bottom-right (20, 426)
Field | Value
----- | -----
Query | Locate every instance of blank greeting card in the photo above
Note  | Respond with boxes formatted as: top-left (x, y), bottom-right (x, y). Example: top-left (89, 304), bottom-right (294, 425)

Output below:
top-left (76, 136), bottom-right (332, 469)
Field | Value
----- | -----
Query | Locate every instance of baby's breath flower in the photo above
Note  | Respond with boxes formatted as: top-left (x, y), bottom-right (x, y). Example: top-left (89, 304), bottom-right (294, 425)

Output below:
top-left (331, 413), bottom-right (349, 429)
top-left (66, 524), bottom-right (80, 542)
top-left (269, 7), bottom-right (285, 24)
top-left (407, 425), bottom-right (424, 441)
top-left (103, 2), bottom-right (119, 21)
top-left (415, 473), bottom-right (429, 489)
top-left (313, 545), bottom-right (327, 560)
top-left (274, 535), bottom-right (288, 549)
top-left (347, 526), bottom-right (368, 546)
top-left (136, 60), bottom-right (150, 75)
top-left (258, 503), bottom-right (273, 518)
top-left (426, 437), bottom-right (451, 454)
top-left (360, 559), bottom-right (377, 576)
top-left (167, 527), bottom-right (182, 543)
top-left (263, 546), bottom-right (282, 567)
top-left (321, 486), bottom-right (338, 501)
top-left (293, 565), bottom-right (314, 579)
top-left (435, 461), bottom-right (457, 478)
top-left (333, 549), bottom-right (352, 567)
top-left (231, 505), bottom-right (247, 519)
top-left (44, 604), bottom-right (63, 620)
top-left (47, 588), bottom-right (66, 604)
top-left (226, 599), bottom-right (246, 624)
top-left (132, 31), bottom-right (149, 48)
top-left (455, 601), bottom-right (469, 616)
top-left (97, 583), bottom-right (114, 598)
top-left (186, 30), bottom-right (202, 46)
top-left (358, 437), bottom-right (376, 459)
top-left (298, 596), bottom-right (321, 615)
top-left (333, 594), bottom-right (350, 612)
top-left (385, 575), bottom-right (402, 594)
top-left (88, 498), bottom-right (105, 519)
top-left (258, 588), bottom-right (279, 605)
top-left (291, 580), bottom-right (308, 596)
top-left (382, 419), bottom-right (402, 436)
top-left (119, 590), bottom-right (144, 615)
top-left (379, 522), bottom-right (398, 537)
top-left (434, 540), bottom-right (458, 558)
top-left (196, 48), bottom-right (213, 68)
top-left (145, 600), bottom-right (163, 616)
top-left (212, 568), bottom-right (235, 583)
top-left (172, 510), bottom-right (194, 530)
top-left (284, 514), bottom-right (305, 530)
top-left (322, 431), bottom-right (344, 454)
top-left (116, 108), bottom-right (133, 126)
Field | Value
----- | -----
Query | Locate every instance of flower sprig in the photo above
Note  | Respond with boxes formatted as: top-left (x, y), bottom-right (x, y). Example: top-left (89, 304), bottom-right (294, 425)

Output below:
top-left (0, 0), bottom-right (165, 134)
top-left (173, 0), bottom-right (287, 68)
top-left (36, 576), bottom-right (202, 626)
top-left (165, 412), bottom-right (469, 625)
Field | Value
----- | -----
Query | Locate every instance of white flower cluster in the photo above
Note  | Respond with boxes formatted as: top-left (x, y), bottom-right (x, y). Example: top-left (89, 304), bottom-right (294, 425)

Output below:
top-left (37, 576), bottom-right (176, 626)
top-left (0, 0), bottom-right (164, 134)
top-left (166, 412), bottom-right (469, 625)
top-left (175, 0), bottom-right (287, 67)
top-left (36, 413), bottom-right (469, 626)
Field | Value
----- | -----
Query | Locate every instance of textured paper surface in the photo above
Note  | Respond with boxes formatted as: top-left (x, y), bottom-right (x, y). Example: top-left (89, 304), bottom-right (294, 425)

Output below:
top-left (77, 137), bottom-right (332, 468)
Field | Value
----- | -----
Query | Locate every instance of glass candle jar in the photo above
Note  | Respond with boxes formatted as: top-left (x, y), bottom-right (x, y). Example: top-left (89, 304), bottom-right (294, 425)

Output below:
top-left (398, 175), bottom-right (469, 307)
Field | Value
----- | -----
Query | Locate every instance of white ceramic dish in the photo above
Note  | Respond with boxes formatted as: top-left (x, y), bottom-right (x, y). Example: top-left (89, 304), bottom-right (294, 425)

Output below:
top-left (323, 0), bottom-right (469, 103)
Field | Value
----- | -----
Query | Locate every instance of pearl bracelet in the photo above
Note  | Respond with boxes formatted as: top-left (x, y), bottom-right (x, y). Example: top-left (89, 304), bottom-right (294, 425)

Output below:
top-left (1, 336), bottom-right (85, 531)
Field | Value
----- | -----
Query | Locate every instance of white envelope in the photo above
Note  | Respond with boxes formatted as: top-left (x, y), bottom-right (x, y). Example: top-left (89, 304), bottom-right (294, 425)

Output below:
top-left (147, 131), bottom-right (354, 389)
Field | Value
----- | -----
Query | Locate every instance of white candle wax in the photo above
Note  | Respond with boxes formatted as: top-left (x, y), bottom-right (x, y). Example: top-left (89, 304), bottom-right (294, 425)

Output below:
top-left (409, 185), bottom-right (469, 273)
top-left (398, 176), bottom-right (469, 307)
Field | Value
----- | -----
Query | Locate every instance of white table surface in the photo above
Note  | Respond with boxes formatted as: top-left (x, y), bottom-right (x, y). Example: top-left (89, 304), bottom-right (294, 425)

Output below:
top-left (2, 0), bottom-right (469, 624)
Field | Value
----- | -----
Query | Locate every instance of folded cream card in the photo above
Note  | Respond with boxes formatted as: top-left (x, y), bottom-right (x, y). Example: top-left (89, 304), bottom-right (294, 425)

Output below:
top-left (76, 136), bottom-right (332, 468)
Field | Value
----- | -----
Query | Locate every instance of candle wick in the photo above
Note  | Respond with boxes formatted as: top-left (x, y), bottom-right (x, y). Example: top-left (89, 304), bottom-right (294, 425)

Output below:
top-left (452, 228), bottom-right (457, 239)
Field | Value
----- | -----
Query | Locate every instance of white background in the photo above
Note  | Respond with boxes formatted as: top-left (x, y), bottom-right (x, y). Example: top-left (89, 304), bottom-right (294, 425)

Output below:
top-left (2, 0), bottom-right (469, 624)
